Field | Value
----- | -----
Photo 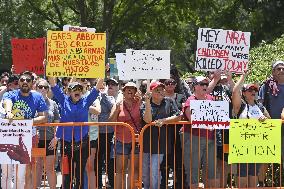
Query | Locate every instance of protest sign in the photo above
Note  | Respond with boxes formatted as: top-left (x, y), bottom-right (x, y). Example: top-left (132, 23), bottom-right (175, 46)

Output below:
top-left (115, 53), bottom-right (127, 80)
top-left (108, 58), bottom-right (118, 78)
top-left (190, 100), bottom-right (230, 129)
top-left (0, 118), bottom-right (32, 164)
top-left (63, 25), bottom-right (96, 33)
top-left (125, 49), bottom-right (171, 79)
top-left (46, 31), bottom-right (106, 78)
top-left (195, 28), bottom-right (251, 73)
top-left (229, 119), bottom-right (281, 164)
top-left (11, 38), bottom-right (45, 75)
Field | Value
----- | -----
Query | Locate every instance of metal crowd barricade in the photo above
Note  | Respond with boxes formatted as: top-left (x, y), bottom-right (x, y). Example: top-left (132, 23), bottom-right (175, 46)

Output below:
top-left (4, 120), bottom-right (279, 188)
top-left (31, 122), bottom-right (137, 189)
top-left (138, 121), bottom-right (283, 189)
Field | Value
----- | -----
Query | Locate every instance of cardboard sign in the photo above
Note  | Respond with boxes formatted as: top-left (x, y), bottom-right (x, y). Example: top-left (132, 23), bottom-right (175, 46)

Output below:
top-left (11, 38), bottom-right (45, 75)
top-left (63, 25), bottom-right (96, 33)
top-left (46, 31), bottom-right (106, 78)
top-left (190, 100), bottom-right (230, 129)
top-left (108, 58), bottom-right (118, 78)
top-left (115, 53), bottom-right (127, 80)
top-left (195, 28), bottom-right (251, 73)
top-left (125, 49), bottom-right (171, 79)
top-left (229, 119), bottom-right (281, 164)
top-left (0, 119), bottom-right (32, 164)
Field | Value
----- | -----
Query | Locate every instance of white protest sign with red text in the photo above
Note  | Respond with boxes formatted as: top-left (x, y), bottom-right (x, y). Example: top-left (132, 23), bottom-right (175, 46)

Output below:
top-left (195, 28), bottom-right (251, 73)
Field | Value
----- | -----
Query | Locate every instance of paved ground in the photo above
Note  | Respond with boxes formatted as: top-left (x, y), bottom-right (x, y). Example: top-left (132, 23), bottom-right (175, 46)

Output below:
top-left (39, 173), bottom-right (175, 189)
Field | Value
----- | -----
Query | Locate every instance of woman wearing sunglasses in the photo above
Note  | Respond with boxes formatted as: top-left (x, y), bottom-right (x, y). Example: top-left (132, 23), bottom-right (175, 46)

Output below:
top-left (35, 78), bottom-right (60, 189)
top-left (232, 70), bottom-right (270, 188)
top-left (48, 76), bottom-right (103, 189)
top-left (109, 82), bottom-right (142, 189)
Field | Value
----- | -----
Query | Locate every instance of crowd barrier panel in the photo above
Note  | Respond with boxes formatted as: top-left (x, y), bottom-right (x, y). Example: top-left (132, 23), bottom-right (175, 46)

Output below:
top-left (30, 122), bottom-right (137, 189)
top-left (5, 121), bottom-right (279, 188)
top-left (138, 121), bottom-right (283, 189)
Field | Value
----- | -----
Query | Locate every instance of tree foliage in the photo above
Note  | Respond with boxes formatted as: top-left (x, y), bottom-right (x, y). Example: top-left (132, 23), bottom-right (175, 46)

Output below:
top-left (0, 0), bottom-right (283, 75)
top-left (246, 34), bottom-right (284, 83)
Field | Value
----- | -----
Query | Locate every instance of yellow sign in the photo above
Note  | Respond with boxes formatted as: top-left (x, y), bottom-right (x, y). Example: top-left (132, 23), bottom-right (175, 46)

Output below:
top-left (229, 119), bottom-right (281, 164)
top-left (46, 31), bottom-right (106, 78)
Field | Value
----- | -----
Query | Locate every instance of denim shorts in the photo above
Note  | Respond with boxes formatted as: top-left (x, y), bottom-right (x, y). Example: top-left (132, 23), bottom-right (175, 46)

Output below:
top-left (115, 140), bottom-right (139, 155)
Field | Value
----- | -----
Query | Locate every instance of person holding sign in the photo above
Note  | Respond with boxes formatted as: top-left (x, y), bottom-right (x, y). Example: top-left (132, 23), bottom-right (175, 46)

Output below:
top-left (109, 82), bottom-right (142, 189)
top-left (2, 71), bottom-right (48, 189)
top-left (48, 75), bottom-right (103, 189)
top-left (232, 70), bottom-right (270, 188)
top-left (181, 76), bottom-right (218, 189)
top-left (141, 81), bottom-right (181, 189)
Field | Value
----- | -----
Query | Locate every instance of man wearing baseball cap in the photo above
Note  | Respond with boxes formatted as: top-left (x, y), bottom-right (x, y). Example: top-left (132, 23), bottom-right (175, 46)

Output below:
top-left (141, 81), bottom-right (181, 189)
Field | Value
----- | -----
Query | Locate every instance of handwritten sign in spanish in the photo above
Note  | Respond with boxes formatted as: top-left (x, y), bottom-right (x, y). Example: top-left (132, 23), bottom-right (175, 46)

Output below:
top-left (125, 49), bottom-right (171, 79)
top-left (195, 28), bottom-right (251, 73)
top-left (46, 31), bottom-right (106, 78)
top-left (116, 53), bottom-right (127, 80)
top-left (0, 119), bottom-right (32, 164)
top-left (63, 25), bottom-right (96, 32)
top-left (11, 38), bottom-right (45, 75)
top-left (190, 100), bottom-right (230, 129)
top-left (228, 119), bottom-right (281, 164)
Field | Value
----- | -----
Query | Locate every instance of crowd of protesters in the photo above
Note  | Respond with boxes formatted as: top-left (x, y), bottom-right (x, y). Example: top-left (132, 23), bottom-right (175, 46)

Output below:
top-left (0, 60), bottom-right (283, 189)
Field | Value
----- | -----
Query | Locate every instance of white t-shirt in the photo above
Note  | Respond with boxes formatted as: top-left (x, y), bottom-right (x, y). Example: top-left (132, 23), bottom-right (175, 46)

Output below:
top-left (239, 104), bottom-right (264, 119)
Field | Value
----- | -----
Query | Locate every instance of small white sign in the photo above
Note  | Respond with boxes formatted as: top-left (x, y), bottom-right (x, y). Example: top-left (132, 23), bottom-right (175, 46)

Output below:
top-left (0, 119), bottom-right (33, 164)
top-left (115, 53), bottom-right (127, 80)
top-left (125, 49), bottom-right (171, 79)
top-left (195, 28), bottom-right (251, 73)
top-left (190, 100), bottom-right (230, 129)
top-left (63, 25), bottom-right (96, 32)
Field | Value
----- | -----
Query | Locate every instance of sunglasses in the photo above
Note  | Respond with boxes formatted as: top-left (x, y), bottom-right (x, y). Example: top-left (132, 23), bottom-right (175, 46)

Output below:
top-left (165, 81), bottom-right (177, 86)
top-left (71, 87), bottom-right (83, 92)
top-left (80, 78), bottom-right (88, 82)
top-left (19, 78), bottom-right (32, 83)
top-left (38, 85), bottom-right (49, 90)
top-left (198, 82), bottom-right (209, 87)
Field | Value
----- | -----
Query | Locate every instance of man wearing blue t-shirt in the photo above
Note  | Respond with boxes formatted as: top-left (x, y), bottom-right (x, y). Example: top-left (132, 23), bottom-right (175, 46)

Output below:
top-left (2, 71), bottom-right (47, 189)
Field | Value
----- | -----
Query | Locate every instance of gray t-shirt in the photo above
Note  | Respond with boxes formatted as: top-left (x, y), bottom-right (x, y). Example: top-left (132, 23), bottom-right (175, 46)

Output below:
top-left (38, 98), bottom-right (60, 140)
top-left (259, 83), bottom-right (284, 119)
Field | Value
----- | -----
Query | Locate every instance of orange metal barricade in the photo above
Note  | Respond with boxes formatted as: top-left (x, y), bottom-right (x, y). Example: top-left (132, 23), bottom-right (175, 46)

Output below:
top-left (3, 121), bottom-right (282, 188)
top-left (138, 121), bottom-right (283, 189)
top-left (30, 122), bottom-right (137, 189)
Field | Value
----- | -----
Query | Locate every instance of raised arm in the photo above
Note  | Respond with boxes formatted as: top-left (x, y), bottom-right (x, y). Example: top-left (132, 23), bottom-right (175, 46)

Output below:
top-left (48, 76), bottom-right (65, 104)
top-left (207, 70), bottom-right (221, 94)
top-left (232, 71), bottom-right (248, 115)
top-left (142, 92), bottom-right (152, 123)
top-left (85, 78), bottom-right (104, 107)
top-left (226, 71), bottom-right (235, 92)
